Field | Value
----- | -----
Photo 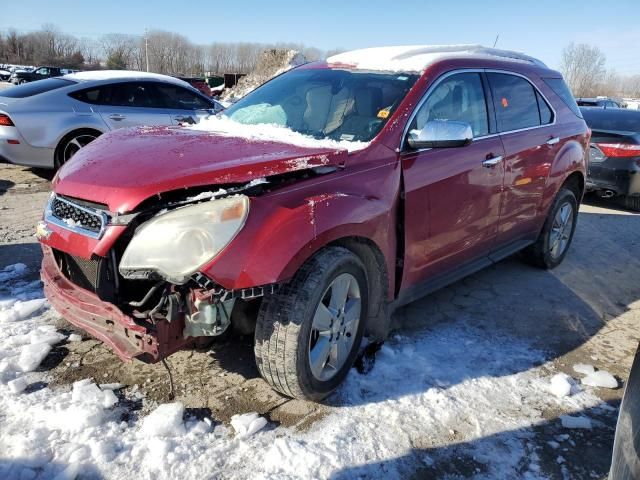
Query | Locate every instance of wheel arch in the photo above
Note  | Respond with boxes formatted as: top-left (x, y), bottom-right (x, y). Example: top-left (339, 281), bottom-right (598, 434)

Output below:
top-left (54, 127), bottom-right (104, 167)
top-left (326, 236), bottom-right (391, 341)
top-left (561, 170), bottom-right (585, 202)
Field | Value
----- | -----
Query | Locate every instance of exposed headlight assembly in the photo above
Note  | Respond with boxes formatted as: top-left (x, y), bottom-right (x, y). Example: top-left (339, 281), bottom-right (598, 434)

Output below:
top-left (119, 196), bottom-right (249, 284)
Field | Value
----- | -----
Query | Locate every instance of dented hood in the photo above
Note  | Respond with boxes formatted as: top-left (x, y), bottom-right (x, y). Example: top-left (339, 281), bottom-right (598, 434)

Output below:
top-left (54, 127), bottom-right (348, 213)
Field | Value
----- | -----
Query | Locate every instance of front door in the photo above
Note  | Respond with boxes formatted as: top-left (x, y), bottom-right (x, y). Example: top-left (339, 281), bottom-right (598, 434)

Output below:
top-left (400, 72), bottom-right (505, 290)
top-left (97, 81), bottom-right (172, 130)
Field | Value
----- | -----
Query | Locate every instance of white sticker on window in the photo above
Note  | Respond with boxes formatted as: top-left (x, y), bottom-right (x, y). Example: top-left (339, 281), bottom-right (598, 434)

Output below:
top-left (340, 134), bottom-right (355, 141)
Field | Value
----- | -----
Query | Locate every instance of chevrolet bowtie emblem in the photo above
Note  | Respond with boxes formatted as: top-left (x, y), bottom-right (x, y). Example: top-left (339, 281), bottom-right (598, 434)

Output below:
top-left (35, 221), bottom-right (52, 240)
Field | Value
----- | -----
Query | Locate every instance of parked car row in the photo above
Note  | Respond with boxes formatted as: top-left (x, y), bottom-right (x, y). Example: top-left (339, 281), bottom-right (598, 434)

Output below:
top-left (0, 70), bottom-right (223, 168)
top-left (9, 66), bottom-right (64, 85)
top-left (576, 97), bottom-right (623, 109)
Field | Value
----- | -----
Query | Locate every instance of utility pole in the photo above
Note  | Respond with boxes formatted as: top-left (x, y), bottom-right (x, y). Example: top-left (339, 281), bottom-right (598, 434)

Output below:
top-left (145, 28), bottom-right (149, 72)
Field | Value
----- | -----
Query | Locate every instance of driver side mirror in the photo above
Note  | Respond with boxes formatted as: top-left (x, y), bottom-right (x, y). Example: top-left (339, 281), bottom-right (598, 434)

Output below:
top-left (407, 120), bottom-right (473, 149)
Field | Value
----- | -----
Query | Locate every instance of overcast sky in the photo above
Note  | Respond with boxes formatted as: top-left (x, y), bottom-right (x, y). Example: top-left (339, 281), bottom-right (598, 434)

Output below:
top-left (3, 0), bottom-right (640, 74)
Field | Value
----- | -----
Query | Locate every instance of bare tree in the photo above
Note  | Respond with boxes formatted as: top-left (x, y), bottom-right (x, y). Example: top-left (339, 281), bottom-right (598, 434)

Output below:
top-left (101, 34), bottom-right (139, 70)
top-left (560, 43), bottom-right (606, 97)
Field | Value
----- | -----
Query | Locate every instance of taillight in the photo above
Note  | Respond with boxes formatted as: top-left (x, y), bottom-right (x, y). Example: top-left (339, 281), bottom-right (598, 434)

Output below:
top-left (596, 143), bottom-right (640, 158)
top-left (0, 114), bottom-right (14, 127)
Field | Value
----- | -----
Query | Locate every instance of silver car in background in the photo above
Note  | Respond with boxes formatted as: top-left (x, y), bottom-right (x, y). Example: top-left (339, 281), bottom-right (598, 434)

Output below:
top-left (0, 71), bottom-right (223, 169)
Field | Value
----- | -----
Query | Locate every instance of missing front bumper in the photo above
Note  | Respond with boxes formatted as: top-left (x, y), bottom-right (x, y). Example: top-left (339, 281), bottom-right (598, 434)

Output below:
top-left (41, 246), bottom-right (192, 362)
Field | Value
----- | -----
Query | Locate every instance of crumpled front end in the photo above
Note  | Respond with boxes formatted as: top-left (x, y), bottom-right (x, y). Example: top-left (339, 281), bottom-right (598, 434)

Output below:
top-left (41, 245), bottom-right (191, 362)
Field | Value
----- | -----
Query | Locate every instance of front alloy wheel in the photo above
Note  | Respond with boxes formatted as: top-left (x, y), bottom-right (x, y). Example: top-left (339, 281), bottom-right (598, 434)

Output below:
top-left (254, 247), bottom-right (368, 400)
top-left (309, 273), bottom-right (361, 381)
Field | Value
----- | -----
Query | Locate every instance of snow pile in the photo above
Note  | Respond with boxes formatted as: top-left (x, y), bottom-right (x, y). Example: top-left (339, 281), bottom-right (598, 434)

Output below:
top-left (573, 363), bottom-right (596, 375)
top-left (0, 262), bottom-right (27, 282)
top-left (230, 412), bottom-right (268, 438)
top-left (140, 403), bottom-right (186, 438)
top-left (0, 263), bottom-right (59, 383)
top-left (572, 363), bottom-right (619, 389)
top-left (560, 415), bottom-right (593, 429)
top-left (549, 373), bottom-right (574, 397)
top-left (327, 45), bottom-right (546, 72)
top-left (189, 115), bottom-right (368, 152)
top-left (582, 370), bottom-right (618, 389)
top-left (220, 49), bottom-right (306, 101)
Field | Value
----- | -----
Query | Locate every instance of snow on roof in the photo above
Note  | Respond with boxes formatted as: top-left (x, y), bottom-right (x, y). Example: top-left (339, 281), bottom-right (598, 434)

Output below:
top-left (327, 44), bottom-right (546, 73)
top-left (64, 70), bottom-right (191, 87)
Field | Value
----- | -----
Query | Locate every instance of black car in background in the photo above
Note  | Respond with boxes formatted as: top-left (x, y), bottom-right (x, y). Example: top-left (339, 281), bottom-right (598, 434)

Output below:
top-left (577, 97), bottom-right (623, 108)
top-left (10, 66), bottom-right (62, 85)
top-left (581, 107), bottom-right (640, 211)
top-left (609, 344), bottom-right (640, 480)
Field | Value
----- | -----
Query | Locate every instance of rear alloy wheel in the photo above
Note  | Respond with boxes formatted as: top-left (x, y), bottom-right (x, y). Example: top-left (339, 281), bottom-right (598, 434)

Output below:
top-left (254, 247), bottom-right (368, 400)
top-left (55, 131), bottom-right (99, 169)
top-left (522, 187), bottom-right (578, 269)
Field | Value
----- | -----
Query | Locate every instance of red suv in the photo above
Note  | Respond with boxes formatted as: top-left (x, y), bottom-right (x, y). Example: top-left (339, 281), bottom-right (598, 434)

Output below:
top-left (38, 46), bottom-right (589, 401)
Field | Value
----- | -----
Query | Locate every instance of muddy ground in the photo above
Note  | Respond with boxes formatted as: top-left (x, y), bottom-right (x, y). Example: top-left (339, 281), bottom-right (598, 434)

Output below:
top-left (1, 160), bottom-right (638, 478)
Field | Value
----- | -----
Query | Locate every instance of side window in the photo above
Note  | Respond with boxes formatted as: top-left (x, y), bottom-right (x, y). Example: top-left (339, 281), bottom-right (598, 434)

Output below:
top-left (104, 83), bottom-right (163, 108)
top-left (69, 87), bottom-right (105, 104)
top-left (411, 72), bottom-right (489, 137)
top-left (536, 91), bottom-right (553, 125)
top-left (36, 68), bottom-right (49, 76)
top-left (542, 77), bottom-right (583, 118)
top-left (487, 73), bottom-right (541, 132)
top-left (154, 84), bottom-right (212, 110)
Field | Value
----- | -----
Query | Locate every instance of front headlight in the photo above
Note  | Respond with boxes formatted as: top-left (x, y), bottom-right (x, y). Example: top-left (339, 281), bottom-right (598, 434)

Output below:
top-left (119, 195), bottom-right (249, 284)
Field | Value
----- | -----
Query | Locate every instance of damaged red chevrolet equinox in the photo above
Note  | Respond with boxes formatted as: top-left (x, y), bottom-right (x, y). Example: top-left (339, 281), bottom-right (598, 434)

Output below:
top-left (38, 46), bottom-right (589, 400)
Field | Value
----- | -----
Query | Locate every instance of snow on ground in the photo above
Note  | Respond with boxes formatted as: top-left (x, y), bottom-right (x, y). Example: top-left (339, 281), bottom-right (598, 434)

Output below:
top-left (0, 262), bottom-right (613, 479)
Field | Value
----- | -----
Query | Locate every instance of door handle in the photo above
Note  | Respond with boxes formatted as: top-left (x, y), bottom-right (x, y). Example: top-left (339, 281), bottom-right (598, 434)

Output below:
top-left (174, 115), bottom-right (195, 124)
top-left (482, 155), bottom-right (503, 168)
top-left (546, 137), bottom-right (560, 145)
top-left (108, 114), bottom-right (126, 121)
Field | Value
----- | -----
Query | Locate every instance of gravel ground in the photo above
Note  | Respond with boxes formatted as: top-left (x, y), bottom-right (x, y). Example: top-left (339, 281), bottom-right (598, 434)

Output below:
top-left (0, 160), bottom-right (638, 478)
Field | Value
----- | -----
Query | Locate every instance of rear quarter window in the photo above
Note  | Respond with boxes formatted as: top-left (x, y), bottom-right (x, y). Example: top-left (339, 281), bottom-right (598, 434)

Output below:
top-left (543, 78), bottom-right (583, 118)
top-left (487, 73), bottom-right (542, 132)
top-left (0, 78), bottom-right (75, 98)
top-left (69, 87), bottom-right (104, 104)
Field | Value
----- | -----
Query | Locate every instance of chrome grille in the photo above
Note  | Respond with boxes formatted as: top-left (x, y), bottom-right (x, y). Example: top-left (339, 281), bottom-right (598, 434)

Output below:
top-left (46, 195), bottom-right (107, 238)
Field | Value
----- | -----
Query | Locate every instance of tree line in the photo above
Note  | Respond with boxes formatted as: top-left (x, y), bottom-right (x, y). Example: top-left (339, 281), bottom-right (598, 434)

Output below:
top-left (0, 25), bottom-right (336, 76)
top-left (560, 43), bottom-right (640, 98)
top-left (3, 27), bottom-right (639, 98)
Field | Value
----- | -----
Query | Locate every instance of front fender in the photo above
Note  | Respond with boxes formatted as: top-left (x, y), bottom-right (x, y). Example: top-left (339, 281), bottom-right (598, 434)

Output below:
top-left (201, 161), bottom-right (400, 297)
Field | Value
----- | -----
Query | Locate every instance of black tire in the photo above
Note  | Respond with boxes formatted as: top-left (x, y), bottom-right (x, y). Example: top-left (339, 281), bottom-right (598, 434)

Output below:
top-left (620, 195), bottom-right (640, 212)
top-left (54, 129), bottom-right (101, 169)
top-left (254, 247), bottom-right (369, 401)
top-left (522, 187), bottom-right (578, 269)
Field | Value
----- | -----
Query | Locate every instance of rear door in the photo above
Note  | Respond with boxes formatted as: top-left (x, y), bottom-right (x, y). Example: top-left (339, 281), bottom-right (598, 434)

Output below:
top-left (96, 82), bottom-right (172, 129)
top-left (486, 72), bottom-right (559, 248)
top-left (400, 71), bottom-right (506, 289)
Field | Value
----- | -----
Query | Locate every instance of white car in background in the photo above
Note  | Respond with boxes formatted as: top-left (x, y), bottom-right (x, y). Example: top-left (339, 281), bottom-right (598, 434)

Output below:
top-left (0, 71), bottom-right (224, 169)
